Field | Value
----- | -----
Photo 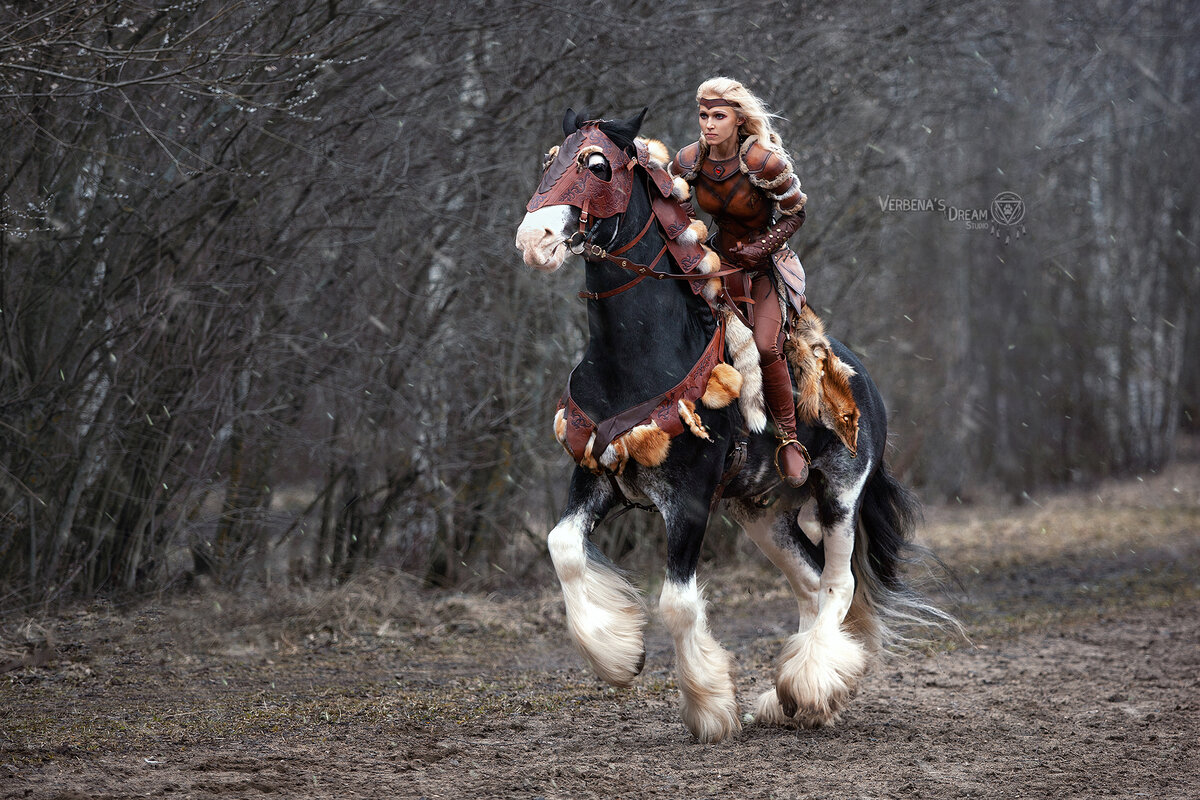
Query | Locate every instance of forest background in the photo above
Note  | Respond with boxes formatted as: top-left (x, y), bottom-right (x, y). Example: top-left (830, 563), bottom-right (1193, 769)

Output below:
top-left (1, 0), bottom-right (1196, 605)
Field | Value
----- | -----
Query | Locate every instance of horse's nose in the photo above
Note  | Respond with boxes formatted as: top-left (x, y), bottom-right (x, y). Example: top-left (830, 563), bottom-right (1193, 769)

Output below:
top-left (515, 220), bottom-right (560, 268)
top-left (520, 231), bottom-right (556, 266)
top-left (516, 206), bottom-right (572, 270)
top-left (514, 222), bottom-right (554, 250)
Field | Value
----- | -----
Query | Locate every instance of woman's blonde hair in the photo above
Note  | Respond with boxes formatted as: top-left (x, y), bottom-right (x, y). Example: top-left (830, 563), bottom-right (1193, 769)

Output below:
top-left (696, 76), bottom-right (785, 151)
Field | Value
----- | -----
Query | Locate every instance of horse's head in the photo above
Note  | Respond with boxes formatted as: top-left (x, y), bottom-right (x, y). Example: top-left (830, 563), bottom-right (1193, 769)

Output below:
top-left (515, 107), bottom-right (646, 271)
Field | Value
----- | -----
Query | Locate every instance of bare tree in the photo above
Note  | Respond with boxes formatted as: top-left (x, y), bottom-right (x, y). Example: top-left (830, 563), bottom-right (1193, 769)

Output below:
top-left (1, 0), bottom-right (1195, 606)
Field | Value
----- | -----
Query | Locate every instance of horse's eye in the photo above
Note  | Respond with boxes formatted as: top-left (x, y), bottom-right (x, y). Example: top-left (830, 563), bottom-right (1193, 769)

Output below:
top-left (584, 154), bottom-right (610, 178)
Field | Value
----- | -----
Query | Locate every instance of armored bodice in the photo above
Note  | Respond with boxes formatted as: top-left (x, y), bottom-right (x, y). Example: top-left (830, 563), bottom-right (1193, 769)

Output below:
top-left (690, 154), bottom-right (775, 257)
top-left (672, 136), bottom-right (806, 265)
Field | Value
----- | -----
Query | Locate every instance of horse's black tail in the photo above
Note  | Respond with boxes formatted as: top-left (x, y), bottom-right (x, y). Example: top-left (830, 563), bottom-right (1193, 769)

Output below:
top-left (850, 459), bottom-right (961, 650)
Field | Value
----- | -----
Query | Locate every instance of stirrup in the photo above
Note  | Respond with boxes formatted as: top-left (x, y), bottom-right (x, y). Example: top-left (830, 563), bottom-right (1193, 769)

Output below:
top-left (774, 438), bottom-right (810, 487)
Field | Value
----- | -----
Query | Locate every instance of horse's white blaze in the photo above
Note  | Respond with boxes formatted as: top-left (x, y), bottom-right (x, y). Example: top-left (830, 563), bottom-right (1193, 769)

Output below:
top-left (515, 205), bottom-right (574, 271)
top-left (547, 511), bottom-right (646, 687)
top-left (658, 577), bottom-right (741, 743)
top-left (773, 459), bottom-right (874, 727)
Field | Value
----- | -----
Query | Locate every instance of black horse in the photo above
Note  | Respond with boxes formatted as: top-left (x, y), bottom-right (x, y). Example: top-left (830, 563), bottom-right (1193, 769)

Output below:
top-left (515, 109), bottom-right (949, 742)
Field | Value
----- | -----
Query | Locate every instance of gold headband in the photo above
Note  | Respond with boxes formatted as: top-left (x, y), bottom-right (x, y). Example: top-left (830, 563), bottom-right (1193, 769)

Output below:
top-left (699, 97), bottom-right (740, 110)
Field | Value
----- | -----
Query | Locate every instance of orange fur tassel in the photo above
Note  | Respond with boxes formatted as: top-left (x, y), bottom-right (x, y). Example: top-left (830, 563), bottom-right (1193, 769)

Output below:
top-left (678, 399), bottom-right (710, 440)
top-left (701, 363), bottom-right (742, 409)
top-left (622, 423), bottom-right (671, 467)
top-left (554, 408), bottom-right (567, 445)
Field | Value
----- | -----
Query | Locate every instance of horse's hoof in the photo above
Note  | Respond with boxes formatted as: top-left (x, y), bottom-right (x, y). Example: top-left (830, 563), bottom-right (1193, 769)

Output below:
top-left (795, 708), bottom-right (841, 729)
top-left (778, 690), bottom-right (799, 719)
top-left (683, 698), bottom-right (742, 743)
top-left (774, 623), bottom-right (868, 726)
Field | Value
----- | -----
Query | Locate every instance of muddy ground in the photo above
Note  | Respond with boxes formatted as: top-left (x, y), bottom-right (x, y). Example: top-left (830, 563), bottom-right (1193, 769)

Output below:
top-left (3, 461), bottom-right (1198, 799)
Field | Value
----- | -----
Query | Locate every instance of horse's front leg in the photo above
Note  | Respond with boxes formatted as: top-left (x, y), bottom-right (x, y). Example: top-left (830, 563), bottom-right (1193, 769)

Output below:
top-left (548, 467), bottom-right (647, 687)
top-left (655, 462), bottom-right (741, 743)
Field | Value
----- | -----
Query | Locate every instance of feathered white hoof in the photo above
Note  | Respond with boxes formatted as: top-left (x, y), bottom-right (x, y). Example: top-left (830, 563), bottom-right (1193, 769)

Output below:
top-left (564, 570), bottom-right (648, 687)
top-left (660, 579), bottom-right (742, 743)
top-left (676, 645), bottom-right (742, 743)
top-left (774, 620), bottom-right (867, 728)
top-left (549, 516), bottom-right (647, 687)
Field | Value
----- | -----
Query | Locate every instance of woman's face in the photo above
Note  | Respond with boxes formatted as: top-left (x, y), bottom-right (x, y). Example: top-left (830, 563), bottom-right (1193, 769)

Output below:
top-left (698, 106), bottom-right (741, 150)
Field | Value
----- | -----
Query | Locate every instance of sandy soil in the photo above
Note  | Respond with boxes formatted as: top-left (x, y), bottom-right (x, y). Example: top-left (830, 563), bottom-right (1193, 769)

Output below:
top-left (3, 462), bottom-right (1198, 799)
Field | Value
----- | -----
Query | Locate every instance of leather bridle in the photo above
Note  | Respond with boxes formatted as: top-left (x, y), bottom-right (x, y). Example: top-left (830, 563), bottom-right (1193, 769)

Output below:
top-left (530, 121), bottom-right (743, 302)
top-left (569, 211), bottom-right (673, 301)
top-left (567, 180), bottom-right (741, 302)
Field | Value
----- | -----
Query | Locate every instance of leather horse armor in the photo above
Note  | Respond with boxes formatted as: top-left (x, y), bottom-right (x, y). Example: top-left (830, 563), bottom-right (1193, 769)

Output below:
top-left (529, 122), bottom-right (739, 475)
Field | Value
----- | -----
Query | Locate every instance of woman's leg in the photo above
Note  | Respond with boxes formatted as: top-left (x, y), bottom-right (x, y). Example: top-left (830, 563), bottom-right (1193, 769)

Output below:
top-left (751, 274), bottom-right (809, 486)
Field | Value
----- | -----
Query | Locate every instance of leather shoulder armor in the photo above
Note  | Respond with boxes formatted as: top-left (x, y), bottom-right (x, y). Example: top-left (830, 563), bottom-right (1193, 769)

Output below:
top-left (739, 136), bottom-right (793, 191)
top-left (739, 135), bottom-right (806, 214)
top-left (672, 141), bottom-right (702, 180)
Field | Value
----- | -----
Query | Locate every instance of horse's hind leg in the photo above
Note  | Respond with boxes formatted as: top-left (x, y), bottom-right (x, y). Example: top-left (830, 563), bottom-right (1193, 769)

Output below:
top-left (657, 495), bottom-right (741, 742)
top-left (735, 507), bottom-right (823, 726)
top-left (773, 465), bottom-right (873, 728)
top-left (548, 468), bottom-right (647, 687)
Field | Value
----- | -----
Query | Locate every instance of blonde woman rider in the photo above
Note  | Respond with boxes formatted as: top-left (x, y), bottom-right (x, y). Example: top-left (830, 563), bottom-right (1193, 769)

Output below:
top-left (672, 77), bottom-right (810, 486)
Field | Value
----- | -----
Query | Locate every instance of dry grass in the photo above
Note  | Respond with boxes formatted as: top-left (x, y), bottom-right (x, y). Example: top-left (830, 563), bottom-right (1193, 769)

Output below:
top-left (919, 459), bottom-right (1200, 559)
top-left (3, 460), bottom-right (1196, 670)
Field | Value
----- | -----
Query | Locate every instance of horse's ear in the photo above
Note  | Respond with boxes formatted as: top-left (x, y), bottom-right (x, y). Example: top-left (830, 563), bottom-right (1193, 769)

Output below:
top-left (563, 107), bottom-right (591, 136)
top-left (627, 106), bottom-right (647, 136)
top-left (597, 106), bottom-right (648, 152)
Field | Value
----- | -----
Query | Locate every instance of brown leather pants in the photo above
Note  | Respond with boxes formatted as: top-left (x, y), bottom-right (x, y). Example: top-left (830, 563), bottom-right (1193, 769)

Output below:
top-left (750, 271), bottom-right (786, 362)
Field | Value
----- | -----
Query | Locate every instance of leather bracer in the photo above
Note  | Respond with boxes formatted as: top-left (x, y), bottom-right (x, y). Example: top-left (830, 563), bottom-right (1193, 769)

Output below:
top-left (731, 210), bottom-right (806, 268)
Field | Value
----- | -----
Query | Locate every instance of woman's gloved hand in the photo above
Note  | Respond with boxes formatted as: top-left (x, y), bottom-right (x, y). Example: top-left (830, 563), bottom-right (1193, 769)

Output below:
top-left (729, 212), bottom-right (804, 268)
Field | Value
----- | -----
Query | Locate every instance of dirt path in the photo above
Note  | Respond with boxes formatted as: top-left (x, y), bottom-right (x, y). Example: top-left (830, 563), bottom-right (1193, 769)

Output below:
top-left (3, 463), bottom-right (1198, 799)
